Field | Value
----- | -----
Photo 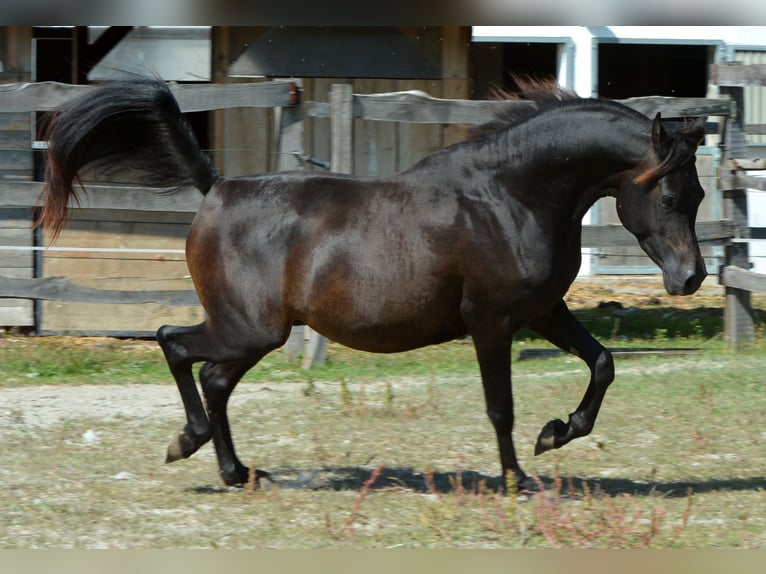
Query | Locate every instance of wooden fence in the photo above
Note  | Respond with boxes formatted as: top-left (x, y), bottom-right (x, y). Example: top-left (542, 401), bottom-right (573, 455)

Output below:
top-left (713, 62), bottom-right (766, 349)
top-left (0, 76), bottom-right (754, 354)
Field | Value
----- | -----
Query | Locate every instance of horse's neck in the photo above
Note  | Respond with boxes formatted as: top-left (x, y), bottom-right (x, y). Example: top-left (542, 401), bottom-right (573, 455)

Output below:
top-left (491, 107), bottom-right (650, 216)
top-left (508, 106), bottom-right (649, 170)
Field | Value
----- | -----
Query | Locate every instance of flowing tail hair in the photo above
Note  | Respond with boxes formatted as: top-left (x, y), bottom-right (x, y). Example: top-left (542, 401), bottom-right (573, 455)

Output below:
top-left (36, 79), bottom-right (218, 240)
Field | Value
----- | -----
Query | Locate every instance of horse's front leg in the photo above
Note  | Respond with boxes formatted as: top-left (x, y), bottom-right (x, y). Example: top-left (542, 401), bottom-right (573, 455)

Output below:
top-left (528, 300), bottom-right (615, 455)
top-left (470, 317), bottom-right (539, 493)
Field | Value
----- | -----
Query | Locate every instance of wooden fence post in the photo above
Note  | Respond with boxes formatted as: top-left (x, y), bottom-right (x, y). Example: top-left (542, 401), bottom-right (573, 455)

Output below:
top-left (723, 189), bottom-right (754, 349)
top-left (275, 81), bottom-right (310, 362)
top-left (301, 83), bottom-right (353, 369)
top-left (718, 84), bottom-right (754, 350)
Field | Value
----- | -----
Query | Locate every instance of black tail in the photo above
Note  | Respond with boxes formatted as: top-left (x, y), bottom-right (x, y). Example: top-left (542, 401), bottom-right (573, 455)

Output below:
top-left (37, 79), bottom-right (217, 240)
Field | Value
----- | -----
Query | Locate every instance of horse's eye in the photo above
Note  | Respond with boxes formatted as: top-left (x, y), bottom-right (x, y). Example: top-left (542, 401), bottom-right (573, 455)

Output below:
top-left (661, 195), bottom-right (675, 210)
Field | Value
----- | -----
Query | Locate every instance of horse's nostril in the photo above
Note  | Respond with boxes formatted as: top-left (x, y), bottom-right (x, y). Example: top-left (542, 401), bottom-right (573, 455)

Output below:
top-left (684, 270), bottom-right (706, 295)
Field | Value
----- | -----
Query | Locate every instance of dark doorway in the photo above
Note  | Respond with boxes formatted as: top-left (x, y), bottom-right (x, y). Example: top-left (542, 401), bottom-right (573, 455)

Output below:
top-left (471, 42), bottom-right (559, 99)
top-left (597, 43), bottom-right (711, 99)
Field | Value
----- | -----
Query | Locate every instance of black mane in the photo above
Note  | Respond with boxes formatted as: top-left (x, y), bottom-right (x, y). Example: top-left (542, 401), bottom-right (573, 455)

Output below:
top-left (468, 78), bottom-right (581, 140)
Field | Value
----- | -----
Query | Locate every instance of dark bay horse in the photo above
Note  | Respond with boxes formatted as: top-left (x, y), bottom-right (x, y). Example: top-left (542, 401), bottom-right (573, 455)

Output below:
top-left (37, 79), bottom-right (707, 492)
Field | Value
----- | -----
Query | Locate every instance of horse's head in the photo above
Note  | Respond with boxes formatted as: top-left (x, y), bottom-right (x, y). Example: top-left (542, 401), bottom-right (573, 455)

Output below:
top-left (616, 114), bottom-right (708, 296)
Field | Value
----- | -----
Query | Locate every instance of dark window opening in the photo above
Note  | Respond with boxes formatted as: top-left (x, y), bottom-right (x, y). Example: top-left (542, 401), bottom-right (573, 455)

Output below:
top-left (598, 43), bottom-right (710, 99)
top-left (471, 42), bottom-right (559, 99)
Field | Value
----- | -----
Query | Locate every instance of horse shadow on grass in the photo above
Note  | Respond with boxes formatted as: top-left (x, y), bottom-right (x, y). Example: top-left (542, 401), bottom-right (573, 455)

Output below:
top-left (188, 466), bottom-right (766, 498)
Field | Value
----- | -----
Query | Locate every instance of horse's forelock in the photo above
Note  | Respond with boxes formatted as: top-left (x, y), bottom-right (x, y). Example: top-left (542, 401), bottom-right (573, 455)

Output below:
top-left (632, 135), bottom-right (695, 187)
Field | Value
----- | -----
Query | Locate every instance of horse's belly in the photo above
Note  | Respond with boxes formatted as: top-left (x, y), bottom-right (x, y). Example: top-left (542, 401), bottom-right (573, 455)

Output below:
top-left (297, 280), bottom-right (466, 353)
top-left (312, 318), bottom-right (467, 354)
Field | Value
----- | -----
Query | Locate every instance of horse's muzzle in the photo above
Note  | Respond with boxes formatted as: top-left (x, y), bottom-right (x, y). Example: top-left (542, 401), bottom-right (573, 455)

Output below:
top-left (663, 261), bottom-right (707, 296)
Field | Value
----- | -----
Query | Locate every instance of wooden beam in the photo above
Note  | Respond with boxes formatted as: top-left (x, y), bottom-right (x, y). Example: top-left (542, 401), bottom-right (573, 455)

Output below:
top-left (581, 221), bottom-right (734, 248)
top-left (307, 91), bottom-right (731, 124)
top-left (720, 265), bottom-right (766, 293)
top-left (0, 274), bottom-right (199, 306)
top-left (0, 181), bottom-right (201, 212)
top-left (728, 173), bottom-right (766, 192)
top-left (712, 62), bottom-right (766, 87)
top-left (0, 80), bottom-right (298, 113)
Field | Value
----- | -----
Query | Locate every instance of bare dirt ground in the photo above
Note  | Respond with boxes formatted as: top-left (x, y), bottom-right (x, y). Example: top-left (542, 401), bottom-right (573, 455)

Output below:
top-left (564, 274), bottom-right (731, 310)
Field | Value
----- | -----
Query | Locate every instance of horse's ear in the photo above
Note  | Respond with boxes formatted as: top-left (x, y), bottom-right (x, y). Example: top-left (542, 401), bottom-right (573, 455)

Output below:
top-left (683, 116), bottom-right (707, 149)
top-left (651, 112), bottom-right (671, 159)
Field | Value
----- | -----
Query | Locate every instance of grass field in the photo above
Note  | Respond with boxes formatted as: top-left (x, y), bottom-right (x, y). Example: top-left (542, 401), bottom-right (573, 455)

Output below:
top-left (0, 297), bottom-right (765, 548)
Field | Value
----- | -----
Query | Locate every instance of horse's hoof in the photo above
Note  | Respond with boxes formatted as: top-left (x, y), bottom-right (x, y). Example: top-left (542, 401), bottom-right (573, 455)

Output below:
top-left (534, 418), bottom-right (568, 455)
top-left (223, 467), bottom-right (272, 487)
top-left (165, 433), bottom-right (197, 463)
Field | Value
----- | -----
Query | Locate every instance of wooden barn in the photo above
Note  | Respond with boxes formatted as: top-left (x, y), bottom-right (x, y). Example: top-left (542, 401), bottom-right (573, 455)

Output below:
top-left (0, 26), bottom-right (765, 336)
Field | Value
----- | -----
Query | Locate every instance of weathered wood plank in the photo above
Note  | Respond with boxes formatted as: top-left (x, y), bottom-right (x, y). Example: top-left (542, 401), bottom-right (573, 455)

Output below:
top-left (727, 173), bottom-right (766, 192)
top-left (581, 221), bottom-right (734, 248)
top-left (42, 259), bottom-right (193, 289)
top-left (0, 112), bottom-right (31, 131)
top-left (0, 131), bottom-right (29, 151)
top-left (307, 93), bottom-right (517, 124)
top-left (0, 181), bottom-right (202, 211)
top-left (0, 305), bottom-right (33, 326)
top-left (0, 80), bottom-right (299, 113)
top-left (171, 81), bottom-right (298, 113)
top-left (712, 63), bottom-right (766, 87)
top-left (0, 150), bottom-right (33, 171)
top-left (727, 158), bottom-right (766, 171)
top-left (720, 265), bottom-right (766, 293)
top-left (39, 301), bottom-right (205, 333)
top-left (0, 274), bottom-right (199, 306)
top-left (307, 92), bottom-right (731, 124)
top-left (619, 96), bottom-right (732, 119)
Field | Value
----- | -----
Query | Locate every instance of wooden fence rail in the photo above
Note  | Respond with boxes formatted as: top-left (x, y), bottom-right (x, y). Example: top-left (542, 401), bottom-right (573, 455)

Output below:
top-left (0, 78), bottom-right (751, 351)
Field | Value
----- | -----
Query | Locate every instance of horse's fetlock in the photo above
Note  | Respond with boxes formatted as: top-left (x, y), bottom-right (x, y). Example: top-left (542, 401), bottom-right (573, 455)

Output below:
top-left (568, 412), bottom-right (593, 436)
top-left (594, 350), bottom-right (615, 386)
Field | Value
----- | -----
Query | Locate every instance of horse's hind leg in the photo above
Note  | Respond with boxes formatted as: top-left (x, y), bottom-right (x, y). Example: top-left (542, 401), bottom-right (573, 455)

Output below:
top-left (157, 323), bottom-right (214, 462)
top-left (528, 300), bottom-right (615, 455)
top-left (198, 360), bottom-right (271, 486)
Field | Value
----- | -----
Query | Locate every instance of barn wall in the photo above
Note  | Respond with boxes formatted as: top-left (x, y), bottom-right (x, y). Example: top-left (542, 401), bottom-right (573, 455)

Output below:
top-left (211, 27), bottom-right (471, 179)
top-left (0, 27), bottom-right (33, 327)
